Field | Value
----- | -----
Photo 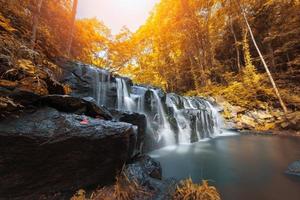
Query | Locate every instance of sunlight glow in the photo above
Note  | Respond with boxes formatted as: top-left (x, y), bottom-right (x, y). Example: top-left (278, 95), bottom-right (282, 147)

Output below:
top-left (77, 0), bottom-right (159, 34)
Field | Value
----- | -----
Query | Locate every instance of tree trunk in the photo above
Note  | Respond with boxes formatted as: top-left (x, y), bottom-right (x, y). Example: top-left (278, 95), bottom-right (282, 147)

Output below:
top-left (66, 0), bottom-right (78, 57)
top-left (238, 2), bottom-right (288, 113)
top-left (31, 0), bottom-right (43, 48)
top-left (267, 43), bottom-right (276, 69)
top-left (230, 16), bottom-right (241, 72)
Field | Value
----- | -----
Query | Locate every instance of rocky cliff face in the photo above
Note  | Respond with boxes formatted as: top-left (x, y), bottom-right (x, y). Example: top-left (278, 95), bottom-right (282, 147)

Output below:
top-left (0, 59), bottom-right (176, 199)
top-left (56, 60), bottom-right (223, 150)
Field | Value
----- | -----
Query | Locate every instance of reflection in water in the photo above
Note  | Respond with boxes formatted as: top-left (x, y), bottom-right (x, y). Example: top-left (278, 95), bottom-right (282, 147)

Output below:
top-left (149, 135), bottom-right (300, 200)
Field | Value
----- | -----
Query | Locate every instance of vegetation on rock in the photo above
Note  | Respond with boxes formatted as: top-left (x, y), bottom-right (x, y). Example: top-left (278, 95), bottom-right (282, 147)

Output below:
top-left (174, 179), bottom-right (221, 200)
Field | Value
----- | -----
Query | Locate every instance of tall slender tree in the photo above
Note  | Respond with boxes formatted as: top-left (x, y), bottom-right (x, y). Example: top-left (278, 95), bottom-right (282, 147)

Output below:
top-left (236, 0), bottom-right (288, 113)
top-left (66, 0), bottom-right (78, 57)
top-left (31, 0), bottom-right (43, 48)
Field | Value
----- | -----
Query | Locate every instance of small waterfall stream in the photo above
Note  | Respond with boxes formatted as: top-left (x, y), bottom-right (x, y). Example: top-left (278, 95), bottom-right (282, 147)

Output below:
top-left (116, 78), bottom-right (135, 111)
top-left (151, 89), bottom-right (175, 145)
top-left (87, 65), bottom-right (223, 146)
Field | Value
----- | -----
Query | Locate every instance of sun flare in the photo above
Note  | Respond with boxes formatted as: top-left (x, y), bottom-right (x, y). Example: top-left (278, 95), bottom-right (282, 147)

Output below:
top-left (77, 0), bottom-right (159, 34)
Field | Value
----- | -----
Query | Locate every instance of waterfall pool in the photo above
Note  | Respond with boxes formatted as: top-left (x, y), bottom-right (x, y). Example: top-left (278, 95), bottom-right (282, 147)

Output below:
top-left (149, 134), bottom-right (300, 200)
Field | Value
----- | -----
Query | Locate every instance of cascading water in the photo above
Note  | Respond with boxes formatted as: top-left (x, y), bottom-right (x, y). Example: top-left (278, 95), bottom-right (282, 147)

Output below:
top-left (88, 65), bottom-right (223, 146)
top-left (92, 67), bottom-right (111, 106)
top-left (167, 98), bottom-right (191, 144)
top-left (150, 89), bottom-right (175, 145)
top-left (116, 78), bottom-right (135, 111)
top-left (166, 94), bottom-right (222, 143)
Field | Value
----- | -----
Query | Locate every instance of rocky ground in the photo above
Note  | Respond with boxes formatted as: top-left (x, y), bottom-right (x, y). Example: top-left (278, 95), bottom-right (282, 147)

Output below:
top-left (212, 96), bottom-right (300, 135)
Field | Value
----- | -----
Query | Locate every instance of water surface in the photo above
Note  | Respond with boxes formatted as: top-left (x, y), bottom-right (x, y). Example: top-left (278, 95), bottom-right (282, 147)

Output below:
top-left (149, 134), bottom-right (300, 200)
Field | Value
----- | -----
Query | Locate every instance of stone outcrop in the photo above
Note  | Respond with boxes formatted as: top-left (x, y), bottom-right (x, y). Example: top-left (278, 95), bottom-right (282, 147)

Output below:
top-left (56, 59), bottom-right (118, 109)
top-left (214, 96), bottom-right (285, 131)
top-left (110, 109), bottom-right (147, 153)
top-left (125, 155), bottom-right (177, 200)
top-left (0, 107), bottom-right (136, 199)
top-left (39, 95), bottom-right (113, 120)
top-left (285, 161), bottom-right (300, 177)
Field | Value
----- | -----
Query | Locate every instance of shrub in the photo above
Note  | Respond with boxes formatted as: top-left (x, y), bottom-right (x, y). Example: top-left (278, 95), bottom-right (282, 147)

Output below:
top-left (70, 172), bottom-right (151, 200)
top-left (174, 178), bottom-right (221, 200)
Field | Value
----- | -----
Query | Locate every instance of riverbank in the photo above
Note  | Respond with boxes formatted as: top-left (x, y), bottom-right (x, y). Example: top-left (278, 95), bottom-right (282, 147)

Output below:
top-left (206, 95), bottom-right (300, 135)
top-left (239, 129), bottom-right (300, 137)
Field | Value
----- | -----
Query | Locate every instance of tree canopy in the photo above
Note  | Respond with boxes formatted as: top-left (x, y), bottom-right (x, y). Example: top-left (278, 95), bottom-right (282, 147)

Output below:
top-left (0, 0), bottom-right (299, 110)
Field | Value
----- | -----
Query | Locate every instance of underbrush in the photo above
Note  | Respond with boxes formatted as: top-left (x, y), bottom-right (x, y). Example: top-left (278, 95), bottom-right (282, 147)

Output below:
top-left (186, 65), bottom-right (299, 111)
top-left (174, 179), bottom-right (221, 200)
top-left (71, 175), bottom-right (221, 200)
top-left (70, 173), bottom-right (151, 200)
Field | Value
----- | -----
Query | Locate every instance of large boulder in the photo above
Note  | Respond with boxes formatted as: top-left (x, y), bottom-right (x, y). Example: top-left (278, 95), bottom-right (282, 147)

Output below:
top-left (125, 155), bottom-right (177, 200)
top-left (56, 60), bottom-right (117, 109)
top-left (110, 110), bottom-right (147, 153)
top-left (39, 95), bottom-right (113, 120)
top-left (285, 161), bottom-right (300, 177)
top-left (1, 90), bottom-right (114, 121)
top-left (0, 107), bottom-right (136, 199)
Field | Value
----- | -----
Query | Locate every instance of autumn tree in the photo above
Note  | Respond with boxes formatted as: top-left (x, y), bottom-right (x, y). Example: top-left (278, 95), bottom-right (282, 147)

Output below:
top-left (72, 18), bottom-right (111, 66)
top-left (66, 0), bottom-right (78, 57)
top-left (31, 0), bottom-right (43, 48)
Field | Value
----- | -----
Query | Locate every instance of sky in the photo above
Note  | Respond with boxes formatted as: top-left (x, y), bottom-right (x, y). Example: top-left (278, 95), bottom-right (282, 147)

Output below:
top-left (77, 0), bottom-right (159, 35)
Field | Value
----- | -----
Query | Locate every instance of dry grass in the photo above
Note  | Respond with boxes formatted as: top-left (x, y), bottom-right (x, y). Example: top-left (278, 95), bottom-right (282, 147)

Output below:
top-left (71, 173), bottom-right (151, 200)
top-left (174, 178), bottom-right (221, 200)
top-left (71, 174), bottom-right (221, 200)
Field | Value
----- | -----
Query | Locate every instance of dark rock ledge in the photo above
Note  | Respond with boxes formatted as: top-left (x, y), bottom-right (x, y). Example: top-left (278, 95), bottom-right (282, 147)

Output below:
top-left (0, 107), bottom-right (136, 199)
top-left (0, 91), bottom-right (174, 199)
top-left (0, 59), bottom-right (176, 199)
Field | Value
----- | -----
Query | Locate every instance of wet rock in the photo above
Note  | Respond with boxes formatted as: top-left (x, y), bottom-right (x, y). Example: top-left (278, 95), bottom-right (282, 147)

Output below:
top-left (115, 75), bottom-right (133, 86)
top-left (131, 85), bottom-right (152, 112)
top-left (126, 155), bottom-right (162, 181)
top-left (0, 107), bottom-right (136, 199)
top-left (110, 109), bottom-right (146, 153)
top-left (285, 161), bottom-right (300, 177)
top-left (39, 95), bottom-right (113, 120)
top-left (125, 155), bottom-right (177, 200)
top-left (57, 60), bottom-right (117, 109)
top-left (8, 89), bottom-right (41, 106)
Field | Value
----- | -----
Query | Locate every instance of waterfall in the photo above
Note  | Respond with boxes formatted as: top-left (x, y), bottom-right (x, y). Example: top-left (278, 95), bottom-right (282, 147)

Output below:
top-left (151, 89), bottom-right (175, 145)
top-left (166, 94), bottom-right (222, 143)
top-left (92, 67), bottom-right (111, 106)
top-left (167, 98), bottom-right (191, 144)
top-left (86, 65), bottom-right (223, 147)
top-left (206, 101), bottom-right (223, 135)
top-left (116, 78), bottom-right (135, 111)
